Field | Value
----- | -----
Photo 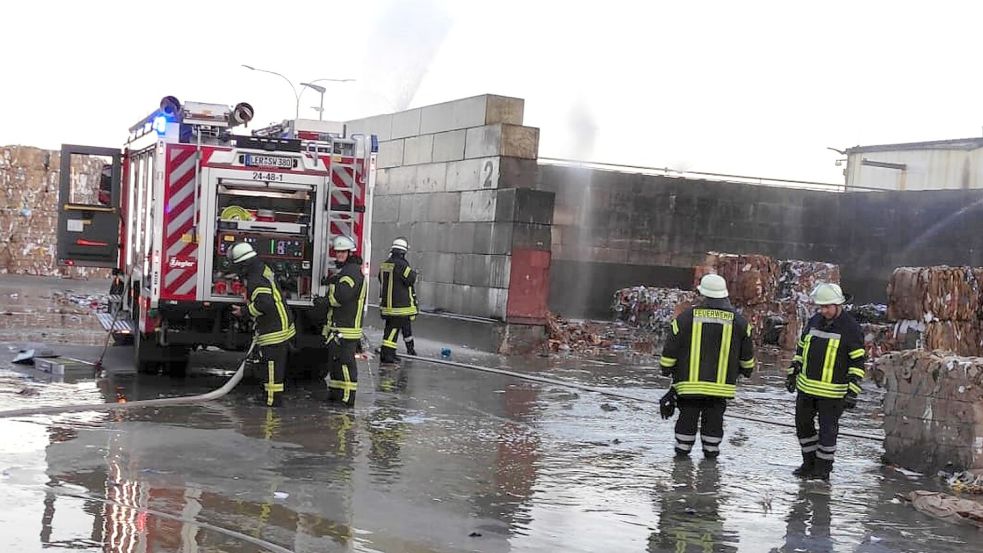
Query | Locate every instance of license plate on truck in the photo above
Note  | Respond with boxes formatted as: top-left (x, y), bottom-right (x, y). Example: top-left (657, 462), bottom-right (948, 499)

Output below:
top-left (244, 154), bottom-right (294, 169)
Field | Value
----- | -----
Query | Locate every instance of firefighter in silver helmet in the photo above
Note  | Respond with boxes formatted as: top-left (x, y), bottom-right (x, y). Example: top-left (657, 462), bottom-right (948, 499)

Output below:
top-left (378, 237), bottom-right (418, 364)
top-left (320, 235), bottom-right (366, 407)
top-left (228, 241), bottom-right (296, 407)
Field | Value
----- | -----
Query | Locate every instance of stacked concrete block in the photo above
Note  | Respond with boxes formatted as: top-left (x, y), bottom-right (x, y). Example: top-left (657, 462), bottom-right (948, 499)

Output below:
top-left (349, 95), bottom-right (551, 327)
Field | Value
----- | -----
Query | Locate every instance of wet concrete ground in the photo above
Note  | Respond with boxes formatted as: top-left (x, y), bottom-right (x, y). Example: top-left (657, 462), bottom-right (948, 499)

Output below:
top-left (0, 276), bottom-right (979, 552)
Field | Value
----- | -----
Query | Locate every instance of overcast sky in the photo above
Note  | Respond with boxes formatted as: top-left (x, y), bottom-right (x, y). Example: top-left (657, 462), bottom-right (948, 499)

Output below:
top-left (2, 0), bottom-right (981, 183)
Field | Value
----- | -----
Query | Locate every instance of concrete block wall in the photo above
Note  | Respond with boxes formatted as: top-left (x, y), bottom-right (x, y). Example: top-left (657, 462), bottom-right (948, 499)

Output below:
top-left (347, 95), bottom-right (551, 324)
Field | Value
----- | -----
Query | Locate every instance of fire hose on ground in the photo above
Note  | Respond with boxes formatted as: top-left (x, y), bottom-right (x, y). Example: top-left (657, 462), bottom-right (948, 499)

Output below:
top-left (0, 343), bottom-right (255, 419)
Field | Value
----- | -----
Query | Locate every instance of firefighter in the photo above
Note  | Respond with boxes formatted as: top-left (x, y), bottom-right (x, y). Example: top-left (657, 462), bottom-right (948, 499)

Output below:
top-left (658, 274), bottom-right (756, 459)
top-left (786, 282), bottom-right (866, 482)
top-left (322, 235), bottom-right (366, 407)
top-left (228, 242), bottom-right (296, 407)
top-left (378, 237), bottom-right (418, 364)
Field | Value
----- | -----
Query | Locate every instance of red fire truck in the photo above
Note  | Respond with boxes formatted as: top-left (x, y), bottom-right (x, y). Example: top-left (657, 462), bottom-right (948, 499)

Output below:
top-left (57, 96), bottom-right (377, 374)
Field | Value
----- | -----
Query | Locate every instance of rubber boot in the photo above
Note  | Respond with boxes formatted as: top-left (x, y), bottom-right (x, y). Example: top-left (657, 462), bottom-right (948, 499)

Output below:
top-left (405, 343), bottom-right (417, 357)
top-left (793, 452), bottom-right (816, 478)
top-left (809, 458), bottom-right (832, 482)
top-left (674, 447), bottom-right (691, 458)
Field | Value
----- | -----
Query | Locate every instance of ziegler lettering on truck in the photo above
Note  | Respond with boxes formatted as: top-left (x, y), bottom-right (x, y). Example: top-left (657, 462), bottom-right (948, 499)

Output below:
top-left (168, 257), bottom-right (197, 269)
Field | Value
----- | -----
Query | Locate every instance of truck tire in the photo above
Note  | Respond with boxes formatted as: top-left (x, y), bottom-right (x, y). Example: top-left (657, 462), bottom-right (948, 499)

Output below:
top-left (134, 329), bottom-right (161, 375)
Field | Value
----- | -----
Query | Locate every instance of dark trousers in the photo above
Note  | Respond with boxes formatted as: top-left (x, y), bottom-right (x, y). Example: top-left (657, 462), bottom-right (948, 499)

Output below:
top-left (674, 396), bottom-right (726, 457)
top-left (380, 316), bottom-right (415, 361)
top-left (259, 342), bottom-right (287, 407)
top-left (795, 393), bottom-right (844, 471)
top-left (327, 336), bottom-right (358, 407)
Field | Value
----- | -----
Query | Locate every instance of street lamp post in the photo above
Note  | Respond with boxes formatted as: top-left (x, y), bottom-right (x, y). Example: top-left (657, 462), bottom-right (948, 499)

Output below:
top-left (242, 65), bottom-right (353, 120)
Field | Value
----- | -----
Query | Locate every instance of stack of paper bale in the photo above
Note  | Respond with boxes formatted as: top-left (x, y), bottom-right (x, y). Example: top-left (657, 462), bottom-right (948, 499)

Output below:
top-left (875, 350), bottom-right (983, 473)
top-left (0, 146), bottom-right (109, 278)
top-left (694, 253), bottom-right (841, 349)
top-left (887, 267), bottom-right (983, 356)
top-left (612, 286), bottom-right (699, 330)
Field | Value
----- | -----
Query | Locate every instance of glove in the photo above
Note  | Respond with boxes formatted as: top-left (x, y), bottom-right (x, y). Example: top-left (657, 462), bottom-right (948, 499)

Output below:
top-left (785, 373), bottom-right (798, 393)
top-left (844, 391), bottom-right (858, 410)
top-left (660, 365), bottom-right (673, 378)
top-left (659, 388), bottom-right (677, 420)
top-left (740, 367), bottom-right (753, 379)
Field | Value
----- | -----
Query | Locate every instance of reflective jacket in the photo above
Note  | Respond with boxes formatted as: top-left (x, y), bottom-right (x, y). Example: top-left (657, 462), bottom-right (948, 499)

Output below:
top-left (379, 252), bottom-right (418, 317)
top-left (244, 261), bottom-right (296, 346)
top-left (659, 299), bottom-right (756, 398)
top-left (791, 311), bottom-right (866, 399)
top-left (324, 258), bottom-right (367, 340)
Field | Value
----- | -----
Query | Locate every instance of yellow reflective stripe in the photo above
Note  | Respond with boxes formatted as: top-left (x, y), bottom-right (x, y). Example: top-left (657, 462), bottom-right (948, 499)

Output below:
top-left (717, 321), bottom-right (733, 385)
top-left (403, 265), bottom-right (412, 278)
top-left (248, 302), bottom-right (262, 317)
top-left (848, 382), bottom-right (862, 395)
top-left (673, 381), bottom-right (736, 398)
top-left (786, 366), bottom-right (798, 375)
top-left (689, 320), bottom-right (703, 383)
top-left (332, 327), bottom-right (363, 339)
top-left (381, 306), bottom-right (418, 316)
top-left (382, 340), bottom-right (398, 348)
top-left (659, 356), bottom-right (677, 368)
top-left (263, 268), bottom-right (290, 334)
top-left (821, 338), bottom-right (840, 384)
top-left (796, 374), bottom-right (848, 398)
top-left (792, 355), bottom-right (803, 363)
top-left (354, 276), bottom-right (366, 332)
top-left (266, 360), bottom-right (275, 405)
top-left (255, 325), bottom-right (296, 346)
top-left (849, 348), bottom-right (865, 359)
top-left (387, 329), bottom-right (399, 342)
top-left (328, 284), bottom-right (340, 307)
top-left (339, 276), bottom-right (355, 288)
top-left (251, 287), bottom-right (272, 301)
top-left (409, 286), bottom-right (416, 309)
top-left (801, 335), bottom-right (813, 373)
top-left (740, 358), bottom-right (755, 369)
top-left (671, 320), bottom-right (679, 335)
top-left (848, 367), bottom-right (866, 378)
top-left (746, 324), bottom-right (752, 337)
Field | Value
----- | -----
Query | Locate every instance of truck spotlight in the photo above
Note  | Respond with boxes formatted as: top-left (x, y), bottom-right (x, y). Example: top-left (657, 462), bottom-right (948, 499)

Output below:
top-left (160, 96), bottom-right (181, 118)
top-left (232, 102), bottom-right (254, 126)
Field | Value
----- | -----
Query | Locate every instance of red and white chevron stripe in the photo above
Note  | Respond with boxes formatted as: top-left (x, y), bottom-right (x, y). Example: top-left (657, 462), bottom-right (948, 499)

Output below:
top-left (161, 145), bottom-right (199, 300)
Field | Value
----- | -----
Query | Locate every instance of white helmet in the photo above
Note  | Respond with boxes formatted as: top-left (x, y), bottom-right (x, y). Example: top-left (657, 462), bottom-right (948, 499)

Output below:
top-left (697, 273), bottom-right (729, 299)
top-left (332, 235), bottom-right (356, 252)
top-left (228, 242), bottom-right (257, 264)
top-left (392, 237), bottom-right (408, 252)
top-left (811, 283), bottom-right (846, 305)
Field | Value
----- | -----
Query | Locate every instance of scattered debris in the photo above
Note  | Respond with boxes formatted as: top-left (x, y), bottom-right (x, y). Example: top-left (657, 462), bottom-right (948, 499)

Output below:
top-left (903, 491), bottom-right (983, 528)
top-left (273, 491), bottom-right (289, 500)
top-left (468, 532), bottom-right (482, 538)
top-left (612, 286), bottom-right (698, 335)
top-left (600, 403), bottom-right (618, 412)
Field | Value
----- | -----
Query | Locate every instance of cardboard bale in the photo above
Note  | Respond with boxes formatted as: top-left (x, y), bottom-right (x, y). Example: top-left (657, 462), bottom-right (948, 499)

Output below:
top-left (888, 266), bottom-right (981, 322)
top-left (694, 252), bottom-right (779, 307)
top-left (877, 350), bottom-right (983, 473)
top-left (0, 146), bottom-right (110, 280)
top-left (778, 259), bottom-right (840, 303)
top-left (612, 286), bottom-right (699, 330)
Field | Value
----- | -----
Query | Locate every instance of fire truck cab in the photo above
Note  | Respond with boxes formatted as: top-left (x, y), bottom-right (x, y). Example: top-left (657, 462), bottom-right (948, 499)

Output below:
top-left (57, 96), bottom-right (377, 374)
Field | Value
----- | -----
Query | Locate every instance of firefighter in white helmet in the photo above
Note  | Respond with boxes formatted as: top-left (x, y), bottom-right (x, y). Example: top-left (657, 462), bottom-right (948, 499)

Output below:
top-left (319, 235), bottom-right (366, 407)
top-left (658, 274), bottom-right (756, 459)
top-left (786, 282), bottom-right (866, 482)
top-left (378, 237), bottom-right (418, 364)
top-left (228, 241), bottom-right (295, 407)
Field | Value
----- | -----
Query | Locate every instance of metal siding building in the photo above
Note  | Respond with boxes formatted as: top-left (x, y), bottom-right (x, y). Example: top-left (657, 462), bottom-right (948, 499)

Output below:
top-left (845, 137), bottom-right (983, 190)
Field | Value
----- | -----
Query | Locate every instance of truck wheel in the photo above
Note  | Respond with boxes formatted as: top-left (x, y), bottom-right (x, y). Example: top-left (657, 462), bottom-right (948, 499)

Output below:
top-left (164, 348), bottom-right (191, 377)
top-left (134, 330), bottom-right (160, 375)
